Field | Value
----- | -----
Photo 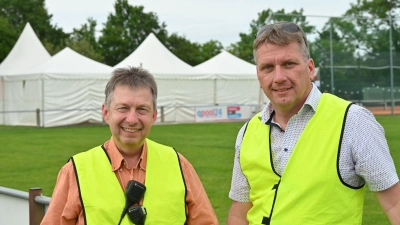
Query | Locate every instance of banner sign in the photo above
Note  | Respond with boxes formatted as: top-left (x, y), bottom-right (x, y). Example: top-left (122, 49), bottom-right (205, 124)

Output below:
top-left (195, 105), bottom-right (252, 122)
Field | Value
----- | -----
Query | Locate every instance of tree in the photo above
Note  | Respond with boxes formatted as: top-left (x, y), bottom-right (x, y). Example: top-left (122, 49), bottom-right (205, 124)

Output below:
top-left (70, 18), bottom-right (98, 51)
top-left (162, 34), bottom-right (223, 66)
top-left (68, 40), bottom-right (104, 63)
top-left (163, 33), bottom-right (202, 66)
top-left (344, 0), bottom-right (400, 53)
top-left (98, 0), bottom-right (169, 66)
top-left (0, 16), bottom-right (18, 63)
top-left (0, 0), bottom-right (69, 53)
top-left (314, 0), bottom-right (400, 99)
top-left (68, 18), bottom-right (103, 62)
top-left (228, 9), bottom-right (314, 63)
top-left (198, 40), bottom-right (224, 64)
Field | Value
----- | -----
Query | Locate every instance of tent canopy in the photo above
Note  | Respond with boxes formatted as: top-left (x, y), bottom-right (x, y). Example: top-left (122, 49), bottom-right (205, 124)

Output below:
top-left (113, 33), bottom-right (209, 78)
top-left (2, 47), bottom-right (113, 127)
top-left (195, 50), bottom-right (266, 107)
top-left (195, 50), bottom-right (257, 79)
top-left (9, 47), bottom-right (113, 80)
top-left (0, 22), bottom-right (51, 75)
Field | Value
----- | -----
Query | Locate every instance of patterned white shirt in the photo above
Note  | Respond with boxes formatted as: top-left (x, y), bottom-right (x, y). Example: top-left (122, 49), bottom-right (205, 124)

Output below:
top-left (229, 83), bottom-right (399, 202)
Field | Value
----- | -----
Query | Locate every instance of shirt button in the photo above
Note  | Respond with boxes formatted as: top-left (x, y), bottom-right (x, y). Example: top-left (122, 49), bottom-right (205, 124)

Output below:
top-left (284, 148), bottom-right (288, 152)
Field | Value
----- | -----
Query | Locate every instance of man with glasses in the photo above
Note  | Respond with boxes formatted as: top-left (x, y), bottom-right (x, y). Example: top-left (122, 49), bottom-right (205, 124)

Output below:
top-left (227, 21), bottom-right (400, 224)
top-left (41, 67), bottom-right (218, 225)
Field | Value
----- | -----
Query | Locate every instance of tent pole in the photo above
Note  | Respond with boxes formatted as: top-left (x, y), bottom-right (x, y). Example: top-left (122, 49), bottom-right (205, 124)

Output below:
top-left (258, 88), bottom-right (263, 112)
top-left (41, 78), bottom-right (44, 127)
top-left (213, 79), bottom-right (217, 105)
top-left (1, 76), bottom-right (4, 124)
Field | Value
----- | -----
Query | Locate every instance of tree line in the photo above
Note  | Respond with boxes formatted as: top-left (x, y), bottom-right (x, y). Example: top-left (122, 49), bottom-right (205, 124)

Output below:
top-left (0, 0), bottom-right (399, 75)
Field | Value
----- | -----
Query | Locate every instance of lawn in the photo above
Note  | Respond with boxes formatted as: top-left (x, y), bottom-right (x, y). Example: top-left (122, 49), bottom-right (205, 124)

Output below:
top-left (0, 115), bottom-right (399, 224)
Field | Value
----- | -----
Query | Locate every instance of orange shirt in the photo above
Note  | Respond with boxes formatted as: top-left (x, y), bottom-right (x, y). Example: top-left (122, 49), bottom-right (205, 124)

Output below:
top-left (40, 138), bottom-right (219, 225)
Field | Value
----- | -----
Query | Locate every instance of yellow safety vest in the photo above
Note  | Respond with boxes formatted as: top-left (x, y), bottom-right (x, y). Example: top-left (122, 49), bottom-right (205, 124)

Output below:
top-left (72, 138), bottom-right (187, 225)
top-left (241, 93), bottom-right (365, 225)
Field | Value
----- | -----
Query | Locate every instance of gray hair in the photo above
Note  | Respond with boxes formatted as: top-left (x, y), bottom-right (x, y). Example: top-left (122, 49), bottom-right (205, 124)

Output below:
top-left (104, 66), bottom-right (158, 110)
top-left (253, 21), bottom-right (310, 63)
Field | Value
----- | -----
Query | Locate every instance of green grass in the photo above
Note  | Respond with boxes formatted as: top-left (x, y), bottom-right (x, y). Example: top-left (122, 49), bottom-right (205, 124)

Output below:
top-left (0, 115), bottom-right (399, 224)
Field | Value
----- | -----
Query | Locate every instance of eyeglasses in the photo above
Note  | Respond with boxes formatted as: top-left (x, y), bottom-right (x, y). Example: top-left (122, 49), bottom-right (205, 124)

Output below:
top-left (255, 22), bottom-right (308, 48)
top-left (118, 180), bottom-right (147, 225)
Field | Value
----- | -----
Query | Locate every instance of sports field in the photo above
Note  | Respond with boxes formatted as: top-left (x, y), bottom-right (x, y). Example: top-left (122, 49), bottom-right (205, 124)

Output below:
top-left (0, 115), bottom-right (399, 224)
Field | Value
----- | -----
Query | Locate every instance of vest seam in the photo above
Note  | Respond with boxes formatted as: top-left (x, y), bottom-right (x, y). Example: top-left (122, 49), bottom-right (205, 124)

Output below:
top-left (337, 103), bottom-right (365, 190)
top-left (269, 126), bottom-right (280, 177)
top-left (71, 157), bottom-right (88, 225)
top-left (267, 179), bottom-right (281, 224)
top-left (242, 121), bottom-right (249, 138)
top-left (101, 144), bottom-right (111, 164)
top-left (173, 147), bottom-right (188, 221)
top-left (239, 122), bottom-right (250, 177)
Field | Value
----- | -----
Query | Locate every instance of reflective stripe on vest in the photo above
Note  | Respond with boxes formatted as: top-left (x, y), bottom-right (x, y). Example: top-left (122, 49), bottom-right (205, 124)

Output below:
top-left (241, 93), bottom-right (365, 225)
top-left (72, 138), bottom-right (187, 225)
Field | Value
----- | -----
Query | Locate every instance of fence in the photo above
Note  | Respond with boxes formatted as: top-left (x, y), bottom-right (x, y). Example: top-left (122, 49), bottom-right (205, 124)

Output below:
top-left (0, 186), bottom-right (50, 225)
top-left (0, 104), bottom-right (264, 127)
top-left (266, 13), bottom-right (400, 114)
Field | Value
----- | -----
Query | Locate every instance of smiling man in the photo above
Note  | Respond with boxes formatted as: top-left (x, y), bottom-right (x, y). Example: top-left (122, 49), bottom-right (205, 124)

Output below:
top-left (41, 67), bottom-right (218, 225)
top-left (227, 21), bottom-right (400, 225)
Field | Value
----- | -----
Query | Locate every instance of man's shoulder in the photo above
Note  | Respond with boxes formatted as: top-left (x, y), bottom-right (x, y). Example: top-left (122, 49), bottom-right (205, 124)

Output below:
top-left (73, 145), bottom-right (105, 157)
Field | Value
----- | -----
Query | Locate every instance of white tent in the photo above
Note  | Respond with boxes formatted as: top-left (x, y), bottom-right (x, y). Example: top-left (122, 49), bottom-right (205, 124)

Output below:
top-left (3, 47), bottom-right (113, 127)
top-left (0, 22), bottom-right (51, 75)
top-left (0, 22), bottom-right (51, 125)
top-left (114, 33), bottom-right (215, 122)
top-left (195, 51), bottom-right (268, 110)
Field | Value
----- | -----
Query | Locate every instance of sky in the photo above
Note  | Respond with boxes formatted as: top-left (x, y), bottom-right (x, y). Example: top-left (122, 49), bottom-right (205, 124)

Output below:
top-left (45, 0), bottom-right (357, 47)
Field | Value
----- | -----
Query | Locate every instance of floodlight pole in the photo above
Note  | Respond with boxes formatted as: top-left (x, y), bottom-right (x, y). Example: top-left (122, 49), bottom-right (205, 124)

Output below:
top-left (389, 13), bottom-right (394, 115)
top-left (329, 20), bottom-right (334, 94)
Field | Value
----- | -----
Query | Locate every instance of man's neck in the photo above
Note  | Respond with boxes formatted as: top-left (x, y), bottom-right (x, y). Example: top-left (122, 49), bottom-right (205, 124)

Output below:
top-left (117, 145), bottom-right (144, 169)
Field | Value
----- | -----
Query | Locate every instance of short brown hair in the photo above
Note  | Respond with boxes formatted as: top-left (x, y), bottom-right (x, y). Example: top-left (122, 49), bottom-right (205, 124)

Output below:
top-left (253, 21), bottom-right (310, 63)
top-left (104, 67), bottom-right (158, 110)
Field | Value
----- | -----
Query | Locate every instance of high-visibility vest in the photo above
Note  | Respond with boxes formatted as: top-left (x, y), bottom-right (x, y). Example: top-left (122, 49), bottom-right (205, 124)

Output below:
top-left (241, 93), bottom-right (365, 225)
top-left (72, 138), bottom-right (187, 224)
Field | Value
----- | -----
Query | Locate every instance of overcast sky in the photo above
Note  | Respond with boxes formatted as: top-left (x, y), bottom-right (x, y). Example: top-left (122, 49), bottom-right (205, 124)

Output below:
top-left (45, 0), bottom-right (357, 47)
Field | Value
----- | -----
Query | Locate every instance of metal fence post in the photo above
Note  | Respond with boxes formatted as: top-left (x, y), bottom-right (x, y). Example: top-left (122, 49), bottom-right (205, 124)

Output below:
top-left (36, 109), bottom-right (41, 127)
top-left (160, 106), bottom-right (164, 122)
top-left (29, 188), bottom-right (44, 225)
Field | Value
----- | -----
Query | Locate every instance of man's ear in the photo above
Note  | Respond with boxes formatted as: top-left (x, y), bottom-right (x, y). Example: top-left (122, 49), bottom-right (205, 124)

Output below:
top-left (152, 109), bottom-right (158, 124)
top-left (102, 104), bottom-right (109, 123)
top-left (307, 58), bottom-right (315, 81)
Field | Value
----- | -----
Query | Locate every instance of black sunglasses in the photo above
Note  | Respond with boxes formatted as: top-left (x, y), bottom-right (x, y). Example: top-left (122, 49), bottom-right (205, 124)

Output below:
top-left (255, 22), bottom-right (308, 48)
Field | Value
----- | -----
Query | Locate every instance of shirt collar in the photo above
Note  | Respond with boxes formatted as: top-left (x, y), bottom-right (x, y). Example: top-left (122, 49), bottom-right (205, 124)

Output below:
top-left (260, 82), bottom-right (322, 124)
top-left (104, 137), bottom-right (148, 172)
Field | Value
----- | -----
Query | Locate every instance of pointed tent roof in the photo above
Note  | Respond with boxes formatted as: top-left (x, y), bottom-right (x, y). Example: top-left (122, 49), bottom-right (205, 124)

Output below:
top-left (195, 51), bottom-right (257, 79)
top-left (6, 47), bottom-right (113, 80)
top-left (114, 33), bottom-right (206, 77)
top-left (0, 22), bottom-right (51, 75)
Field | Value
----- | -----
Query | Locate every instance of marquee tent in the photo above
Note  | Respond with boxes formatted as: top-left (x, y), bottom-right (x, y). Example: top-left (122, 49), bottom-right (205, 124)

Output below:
top-left (114, 33), bottom-right (215, 122)
top-left (195, 51), bottom-right (268, 110)
top-left (0, 23), bottom-right (51, 75)
top-left (3, 47), bottom-right (113, 127)
top-left (0, 22), bottom-right (51, 125)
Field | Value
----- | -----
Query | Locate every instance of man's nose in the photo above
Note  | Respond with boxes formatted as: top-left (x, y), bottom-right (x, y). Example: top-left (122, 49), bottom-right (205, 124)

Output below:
top-left (274, 66), bottom-right (287, 82)
top-left (126, 110), bottom-right (138, 123)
